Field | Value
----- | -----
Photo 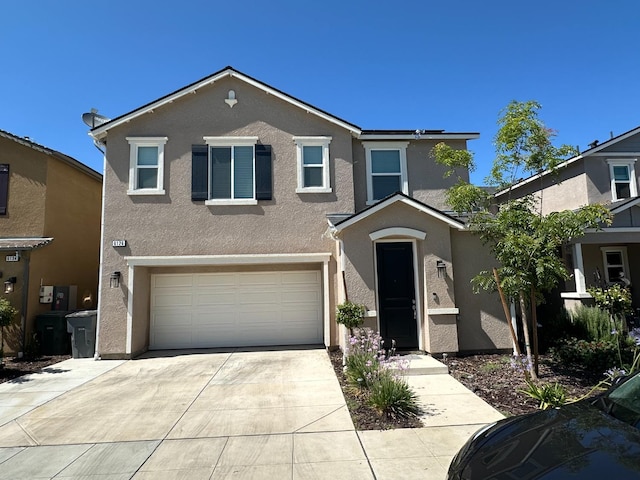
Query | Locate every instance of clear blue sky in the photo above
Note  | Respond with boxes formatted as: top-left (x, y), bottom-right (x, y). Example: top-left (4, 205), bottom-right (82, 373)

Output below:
top-left (2, 0), bottom-right (639, 184)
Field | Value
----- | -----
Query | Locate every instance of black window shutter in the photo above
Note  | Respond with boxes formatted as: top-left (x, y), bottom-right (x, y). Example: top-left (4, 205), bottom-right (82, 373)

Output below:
top-left (0, 164), bottom-right (8, 215)
top-left (191, 145), bottom-right (208, 201)
top-left (255, 144), bottom-right (272, 200)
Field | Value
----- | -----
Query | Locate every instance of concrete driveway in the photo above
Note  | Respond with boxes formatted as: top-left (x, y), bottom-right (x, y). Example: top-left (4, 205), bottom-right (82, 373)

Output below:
top-left (0, 348), bottom-right (370, 479)
top-left (0, 349), bottom-right (503, 479)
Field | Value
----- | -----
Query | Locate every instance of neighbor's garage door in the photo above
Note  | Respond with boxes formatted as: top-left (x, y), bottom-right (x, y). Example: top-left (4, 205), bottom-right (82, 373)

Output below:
top-left (149, 270), bottom-right (323, 349)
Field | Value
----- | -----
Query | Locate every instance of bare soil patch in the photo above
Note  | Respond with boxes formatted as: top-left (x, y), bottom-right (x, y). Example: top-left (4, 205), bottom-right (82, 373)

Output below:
top-left (0, 355), bottom-right (71, 384)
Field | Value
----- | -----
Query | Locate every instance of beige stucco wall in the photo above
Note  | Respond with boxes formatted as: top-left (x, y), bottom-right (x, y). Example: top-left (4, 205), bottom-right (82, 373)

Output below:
top-left (337, 201), bottom-right (459, 353)
top-left (0, 137), bottom-right (101, 354)
top-left (98, 78), bottom-right (352, 356)
top-left (451, 230), bottom-right (512, 353)
top-left (351, 138), bottom-right (470, 213)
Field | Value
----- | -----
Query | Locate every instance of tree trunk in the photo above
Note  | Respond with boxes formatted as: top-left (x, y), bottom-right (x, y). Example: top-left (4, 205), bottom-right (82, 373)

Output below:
top-left (519, 291), bottom-right (537, 380)
top-left (493, 268), bottom-right (521, 356)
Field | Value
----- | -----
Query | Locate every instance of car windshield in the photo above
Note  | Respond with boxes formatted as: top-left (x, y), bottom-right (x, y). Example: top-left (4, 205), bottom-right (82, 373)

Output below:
top-left (603, 373), bottom-right (640, 428)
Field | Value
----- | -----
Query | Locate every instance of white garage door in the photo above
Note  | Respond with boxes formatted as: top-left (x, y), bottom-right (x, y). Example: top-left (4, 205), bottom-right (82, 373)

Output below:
top-left (149, 270), bottom-right (323, 349)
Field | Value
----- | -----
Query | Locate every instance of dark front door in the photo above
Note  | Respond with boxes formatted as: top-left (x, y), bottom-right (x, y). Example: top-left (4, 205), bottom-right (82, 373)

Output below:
top-left (376, 242), bottom-right (418, 350)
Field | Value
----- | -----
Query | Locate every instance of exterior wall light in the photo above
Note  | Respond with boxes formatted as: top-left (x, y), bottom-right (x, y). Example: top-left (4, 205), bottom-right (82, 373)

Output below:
top-left (4, 277), bottom-right (17, 294)
top-left (110, 271), bottom-right (121, 289)
top-left (436, 260), bottom-right (447, 278)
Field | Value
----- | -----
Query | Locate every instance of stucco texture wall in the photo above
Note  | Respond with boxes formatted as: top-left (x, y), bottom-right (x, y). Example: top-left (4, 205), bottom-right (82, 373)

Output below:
top-left (98, 78), bottom-right (352, 356)
top-left (451, 230), bottom-right (512, 353)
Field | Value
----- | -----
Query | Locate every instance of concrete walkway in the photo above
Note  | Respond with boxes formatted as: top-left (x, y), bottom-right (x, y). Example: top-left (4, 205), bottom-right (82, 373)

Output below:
top-left (0, 349), bottom-right (504, 479)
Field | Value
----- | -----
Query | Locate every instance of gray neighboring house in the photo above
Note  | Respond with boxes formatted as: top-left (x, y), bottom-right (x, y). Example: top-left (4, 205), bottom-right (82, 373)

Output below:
top-left (89, 66), bottom-right (511, 359)
top-left (495, 126), bottom-right (640, 311)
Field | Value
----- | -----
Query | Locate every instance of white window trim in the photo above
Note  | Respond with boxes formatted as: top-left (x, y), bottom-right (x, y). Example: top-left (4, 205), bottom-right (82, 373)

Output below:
top-left (608, 159), bottom-right (637, 201)
top-left (293, 136), bottom-right (332, 193)
top-left (363, 141), bottom-right (409, 205)
top-left (126, 137), bottom-right (168, 195)
top-left (203, 136), bottom-right (259, 205)
top-left (600, 246), bottom-right (630, 284)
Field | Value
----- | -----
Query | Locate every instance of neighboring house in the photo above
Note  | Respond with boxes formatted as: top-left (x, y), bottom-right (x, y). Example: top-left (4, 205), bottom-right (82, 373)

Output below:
top-left (0, 130), bottom-right (102, 355)
top-left (494, 126), bottom-right (640, 311)
top-left (89, 66), bottom-right (511, 359)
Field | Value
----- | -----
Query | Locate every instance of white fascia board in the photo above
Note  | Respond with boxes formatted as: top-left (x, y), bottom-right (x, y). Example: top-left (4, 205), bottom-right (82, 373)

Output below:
top-left (125, 253), bottom-right (331, 267)
top-left (334, 195), bottom-right (466, 232)
top-left (91, 69), bottom-right (361, 140)
top-left (610, 197), bottom-right (640, 214)
top-left (358, 134), bottom-right (480, 141)
top-left (429, 308), bottom-right (460, 315)
top-left (584, 227), bottom-right (640, 234)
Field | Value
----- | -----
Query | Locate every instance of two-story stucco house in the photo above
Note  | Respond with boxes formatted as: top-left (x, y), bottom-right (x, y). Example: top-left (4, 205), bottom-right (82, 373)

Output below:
top-left (495, 126), bottom-right (640, 311)
top-left (0, 130), bottom-right (102, 355)
top-left (89, 66), bottom-right (511, 359)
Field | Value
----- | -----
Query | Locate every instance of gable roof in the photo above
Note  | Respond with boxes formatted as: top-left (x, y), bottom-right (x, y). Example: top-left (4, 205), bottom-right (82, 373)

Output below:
top-left (0, 129), bottom-right (102, 181)
top-left (332, 192), bottom-right (466, 233)
top-left (89, 66), bottom-right (363, 140)
top-left (495, 124), bottom-right (640, 198)
top-left (608, 196), bottom-right (640, 215)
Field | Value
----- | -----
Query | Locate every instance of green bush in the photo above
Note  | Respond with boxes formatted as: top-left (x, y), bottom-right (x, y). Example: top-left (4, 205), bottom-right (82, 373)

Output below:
top-left (570, 305), bottom-right (620, 342)
top-left (336, 301), bottom-right (366, 330)
top-left (538, 309), bottom-right (578, 350)
top-left (520, 379), bottom-right (567, 410)
top-left (552, 337), bottom-right (625, 372)
top-left (367, 370), bottom-right (421, 418)
top-left (345, 351), bottom-right (380, 389)
top-left (588, 284), bottom-right (632, 318)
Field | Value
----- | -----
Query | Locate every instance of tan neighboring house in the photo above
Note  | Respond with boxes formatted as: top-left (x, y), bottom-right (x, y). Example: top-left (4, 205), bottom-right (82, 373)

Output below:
top-left (89, 66), bottom-right (511, 359)
top-left (495, 126), bottom-right (640, 311)
top-left (0, 130), bottom-right (102, 355)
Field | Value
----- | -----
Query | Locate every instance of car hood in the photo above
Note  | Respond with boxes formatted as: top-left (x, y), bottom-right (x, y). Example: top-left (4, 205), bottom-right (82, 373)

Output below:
top-left (455, 402), bottom-right (640, 479)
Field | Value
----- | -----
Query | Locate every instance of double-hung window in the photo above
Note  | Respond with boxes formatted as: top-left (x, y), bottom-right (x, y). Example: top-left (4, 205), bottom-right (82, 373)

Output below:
top-left (608, 160), bottom-right (637, 201)
top-left (126, 137), bottom-right (168, 195)
top-left (294, 136), bottom-right (332, 193)
top-left (364, 142), bottom-right (408, 204)
top-left (195, 137), bottom-right (272, 205)
top-left (601, 246), bottom-right (630, 285)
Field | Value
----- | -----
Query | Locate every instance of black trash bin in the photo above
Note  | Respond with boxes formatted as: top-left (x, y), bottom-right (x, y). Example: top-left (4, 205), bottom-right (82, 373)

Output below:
top-left (66, 310), bottom-right (97, 358)
top-left (35, 311), bottom-right (72, 355)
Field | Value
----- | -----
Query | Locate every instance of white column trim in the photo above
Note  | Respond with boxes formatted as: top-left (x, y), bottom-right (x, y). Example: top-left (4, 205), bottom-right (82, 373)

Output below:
top-left (126, 265), bottom-right (134, 355)
top-left (573, 243), bottom-right (586, 294)
top-left (322, 259), bottom-right (330, 348)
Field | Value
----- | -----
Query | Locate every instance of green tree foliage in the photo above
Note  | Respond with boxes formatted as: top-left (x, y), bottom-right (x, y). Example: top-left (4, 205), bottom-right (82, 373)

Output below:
top-left (432, 100), bottom-right (612, 379)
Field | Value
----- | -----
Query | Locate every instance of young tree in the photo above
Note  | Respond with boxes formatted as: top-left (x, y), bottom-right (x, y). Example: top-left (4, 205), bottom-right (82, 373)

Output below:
top-left (433, 101), bottom-right (612, 379)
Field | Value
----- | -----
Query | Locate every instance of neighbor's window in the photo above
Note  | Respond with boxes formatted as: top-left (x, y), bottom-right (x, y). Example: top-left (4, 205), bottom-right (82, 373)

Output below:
top-left (204, 137), bottom-right (258, 205)
top-left (601, 246), bottom-right (630, 285)
top-left (608, 160), bottom-right (637, 201)
top-left (127, 137), bottom-right (168, 195)
top-left (294, 136), bottom-right (332, 193)
top-left (364, 142), bottom-right (408, 204)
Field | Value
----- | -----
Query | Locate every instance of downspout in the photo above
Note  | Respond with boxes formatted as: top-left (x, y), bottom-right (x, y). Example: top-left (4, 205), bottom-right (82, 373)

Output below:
top-left (20, 250), bottom-right (30, 357)
top-left (93, 138), bottom-right (107, 360)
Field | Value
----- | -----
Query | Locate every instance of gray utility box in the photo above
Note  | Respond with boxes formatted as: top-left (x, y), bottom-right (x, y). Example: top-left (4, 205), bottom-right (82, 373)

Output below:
top-left (66, 310), bottom-right (97, 358)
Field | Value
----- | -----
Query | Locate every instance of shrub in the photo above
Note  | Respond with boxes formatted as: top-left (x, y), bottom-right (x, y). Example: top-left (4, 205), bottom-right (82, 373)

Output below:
top-left (538, 308), bottom-right (578, 351)
top-left (345, 328), bottom-right (384, 389)
top-left (368, 369), bottom-right (421, 418)
top-left (520, 379), bottom-right (567, 410)
top-left (570, 304), bottom-right (620, 342)
top-left (336, 301), bottom-right (366, 330)
top-left (588, 284), bottom-right (632, 318)
top-left (552, 337), bottom-right (624, 372)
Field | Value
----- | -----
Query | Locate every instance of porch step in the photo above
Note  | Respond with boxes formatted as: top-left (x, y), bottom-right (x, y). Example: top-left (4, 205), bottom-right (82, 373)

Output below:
top-left (395, 354), bottom-right (449, 375)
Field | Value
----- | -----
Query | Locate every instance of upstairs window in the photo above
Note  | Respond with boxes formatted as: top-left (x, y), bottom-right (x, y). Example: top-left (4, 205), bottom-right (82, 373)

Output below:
top-left (294, 136), bottom-right (332, 193)
top-left (608, 160), bottom-right (637, 201)
top-left (364, 142), bottom-right (408, 204)
top-left (127, 137), bottom-right (168, 195)
top-left (192, 137), bottom-right (272, 205)
top-left (0, 164), bottom-right (8, 215)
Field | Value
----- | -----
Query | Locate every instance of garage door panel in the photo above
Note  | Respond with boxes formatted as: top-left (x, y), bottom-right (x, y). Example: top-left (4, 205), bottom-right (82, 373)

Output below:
top-left (150, 270), bottom-right (323, 349)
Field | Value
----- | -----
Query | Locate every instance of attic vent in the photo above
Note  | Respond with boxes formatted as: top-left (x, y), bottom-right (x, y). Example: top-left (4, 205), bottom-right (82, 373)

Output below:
top-left (225, 90), bottom-right (237, 108)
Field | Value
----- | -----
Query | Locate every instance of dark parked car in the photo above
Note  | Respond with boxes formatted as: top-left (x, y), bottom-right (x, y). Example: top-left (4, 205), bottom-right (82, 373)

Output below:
top-left (447, 371), bottom-right (640, 479)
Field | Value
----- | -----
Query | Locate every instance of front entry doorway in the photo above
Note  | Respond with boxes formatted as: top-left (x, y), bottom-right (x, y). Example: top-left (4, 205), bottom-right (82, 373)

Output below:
top-left (375, 241), bottom-right (419, 350)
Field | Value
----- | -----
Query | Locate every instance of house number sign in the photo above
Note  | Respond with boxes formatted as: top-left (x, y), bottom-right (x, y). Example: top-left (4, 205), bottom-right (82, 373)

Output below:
top-left (112, 240), bottom-right (127, 248)
top-left (5, 254), bottom-right (19, 262)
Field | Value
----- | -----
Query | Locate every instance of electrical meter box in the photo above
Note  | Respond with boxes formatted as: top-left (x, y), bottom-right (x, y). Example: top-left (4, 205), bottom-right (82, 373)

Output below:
top-left (40, 286), bottom-right (54, 304)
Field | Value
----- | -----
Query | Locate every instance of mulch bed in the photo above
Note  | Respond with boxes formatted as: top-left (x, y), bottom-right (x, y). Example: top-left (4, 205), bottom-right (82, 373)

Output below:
top-left (330, 349), bottom-right (605, 428)
top-left (328, 349), bottom-right (423, 430)
top-left (0, 355), bottom-right (71, 384)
